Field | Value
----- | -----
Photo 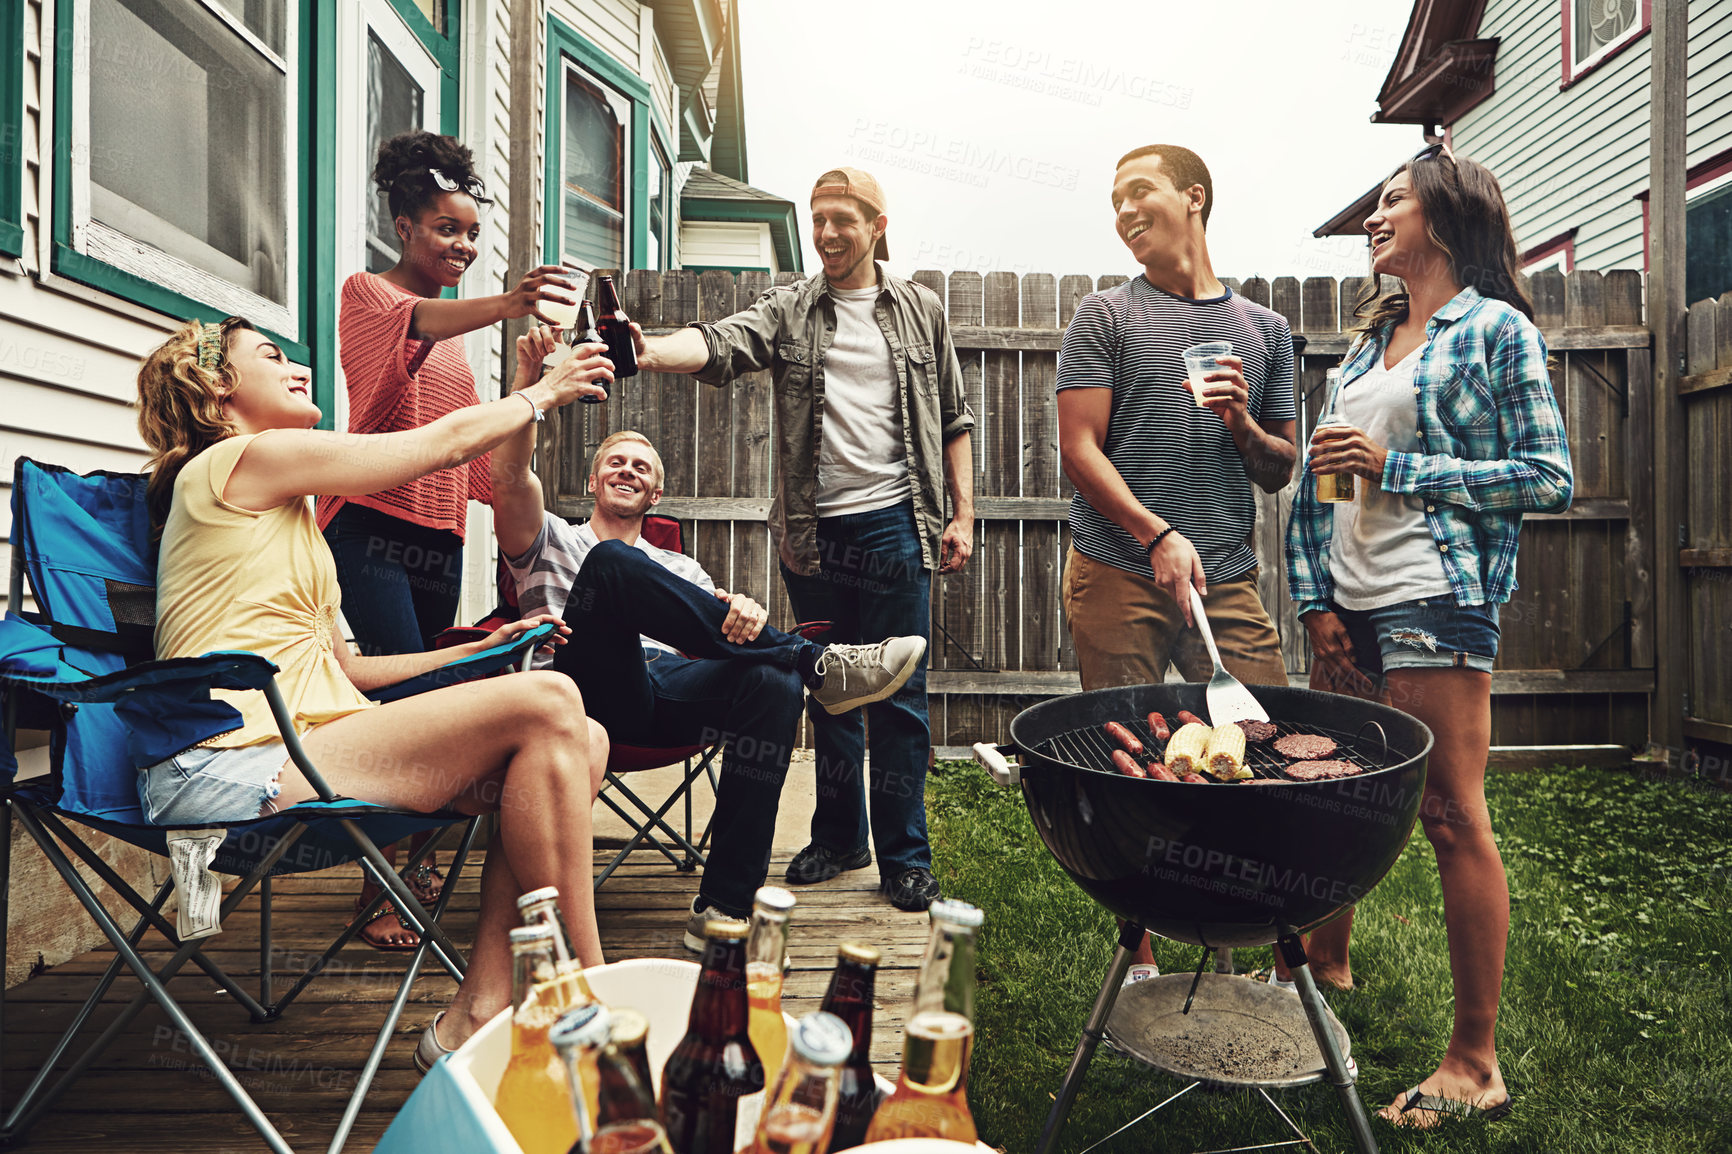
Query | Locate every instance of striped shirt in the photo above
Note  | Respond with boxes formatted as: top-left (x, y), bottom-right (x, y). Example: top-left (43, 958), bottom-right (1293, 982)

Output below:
top-left (1056, 278), bottom-right (1296, 583)
top-left (1286, 286), bottom-right (1573, 613)
top-left (315, 272), bottom-right (492, 538)
top-left (503, 515), bottom-right (714, 669)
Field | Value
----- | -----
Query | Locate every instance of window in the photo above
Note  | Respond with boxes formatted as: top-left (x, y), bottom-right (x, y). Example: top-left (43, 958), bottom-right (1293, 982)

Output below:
top-left (1561, 0), bottom-right (1650, 86)
top-left (67, 0), bottom-right (299, 338)
top-left (0, 0), bottom-right (25, 256)
top-left (1521, 232), bottom-right (1576, 276)
top-left (1687, 176), bottom-right (1732, 305)
top-left (648, 137), bottom-right (671, 271)
top-left (560, 64), bottom-right (630, 269)
top-left (545, 18), bottom-right (651, 271)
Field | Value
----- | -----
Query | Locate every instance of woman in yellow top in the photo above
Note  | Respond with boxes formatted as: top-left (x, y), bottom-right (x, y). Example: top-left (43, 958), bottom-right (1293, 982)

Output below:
top-left (136, 315), bottom-right (614, 1062)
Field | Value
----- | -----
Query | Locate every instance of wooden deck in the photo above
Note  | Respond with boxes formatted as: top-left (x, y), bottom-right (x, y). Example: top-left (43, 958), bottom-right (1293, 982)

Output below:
top-left (1, 845), bottom-right (926, 1152)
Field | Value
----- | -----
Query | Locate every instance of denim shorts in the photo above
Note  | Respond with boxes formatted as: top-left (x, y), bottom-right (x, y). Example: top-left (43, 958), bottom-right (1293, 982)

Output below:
top-left (1331, 597), bottom-right (1500, 677)
top-left (139, 742), bottom-right (291, 826)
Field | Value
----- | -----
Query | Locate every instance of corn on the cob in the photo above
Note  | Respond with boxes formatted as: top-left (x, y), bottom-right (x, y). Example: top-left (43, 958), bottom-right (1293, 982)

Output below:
top-left (1164, 722), bottom-right (1211, 776)
top-left (1204, 724), bottom-right (1250, 781)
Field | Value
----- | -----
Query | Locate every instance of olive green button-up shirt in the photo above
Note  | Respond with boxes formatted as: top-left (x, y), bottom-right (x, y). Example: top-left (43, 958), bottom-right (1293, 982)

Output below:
top-left (691, 265), bottom-right (976, 577)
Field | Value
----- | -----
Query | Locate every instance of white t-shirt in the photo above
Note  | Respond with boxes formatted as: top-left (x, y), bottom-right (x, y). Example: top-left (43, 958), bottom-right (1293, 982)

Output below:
top-left (503, 516), bottom-right (715, 667)
top-left (1327, 344), bottom-right (1454, 610)
top-left (816, 284), bottom-right (910, 517)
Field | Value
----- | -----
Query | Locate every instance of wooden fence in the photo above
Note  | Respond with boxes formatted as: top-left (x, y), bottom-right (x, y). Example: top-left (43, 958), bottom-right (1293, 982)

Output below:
top-left (1682, 292), bottom-right (1732, 748)
top-left (535, 267), bottom-right (1659, 748)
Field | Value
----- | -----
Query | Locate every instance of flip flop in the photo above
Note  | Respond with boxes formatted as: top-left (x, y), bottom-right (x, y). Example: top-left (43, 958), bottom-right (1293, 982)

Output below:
top-left (1391, 1085), bottom-right (1514, 1124)
top-left (407, 862), bottom-right (445, 905)
top-left (350, 896), bottom-right (421, 952)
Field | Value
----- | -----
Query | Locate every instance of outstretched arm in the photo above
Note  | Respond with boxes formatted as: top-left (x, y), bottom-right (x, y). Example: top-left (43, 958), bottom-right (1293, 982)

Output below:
top-left (492, 326), bottom-right (560, 559)
top-left (223, 345), bottom-right (615, 513)
top-left (406, 265), bottom-right (582, 342)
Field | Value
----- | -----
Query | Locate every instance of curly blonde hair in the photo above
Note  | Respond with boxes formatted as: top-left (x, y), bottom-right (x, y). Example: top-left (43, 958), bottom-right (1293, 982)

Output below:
top-left (136, 316), bottom-right (255, 528)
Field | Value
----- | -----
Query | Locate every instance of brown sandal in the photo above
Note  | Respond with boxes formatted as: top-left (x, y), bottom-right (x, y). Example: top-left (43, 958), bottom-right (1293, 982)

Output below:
top-left (407, 862), bottom-right (444, 906)
top-left (350, 895), bottom-right (421, 951)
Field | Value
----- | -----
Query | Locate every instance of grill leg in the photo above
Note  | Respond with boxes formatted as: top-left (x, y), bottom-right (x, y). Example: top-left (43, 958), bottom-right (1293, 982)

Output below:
top-left (1036, 920), bottom-right (1144, 1154)
top-left (1278, 931), bottom-right (1379, 1154)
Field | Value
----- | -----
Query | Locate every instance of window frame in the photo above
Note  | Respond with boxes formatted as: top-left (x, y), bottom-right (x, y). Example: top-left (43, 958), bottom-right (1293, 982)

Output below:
top-left (1637, 147), bottom-right (1732, 278)
top-left (1560, 0), bottom-right (1651, 89)
top-left (1521, 230), bottom-right (1577, 276)
top-left (545, 17), bottom-right (667, 271)
top-left (0, 0), bottom-right (25, 256)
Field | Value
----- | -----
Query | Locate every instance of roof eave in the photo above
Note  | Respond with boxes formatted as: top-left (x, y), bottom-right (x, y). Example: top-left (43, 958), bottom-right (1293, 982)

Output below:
top-left (1371, 38), bottom-right (1500, 126)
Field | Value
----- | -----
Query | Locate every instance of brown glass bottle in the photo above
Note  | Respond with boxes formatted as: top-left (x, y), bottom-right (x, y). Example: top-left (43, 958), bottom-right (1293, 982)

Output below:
top-left (608, 1009), bottom-right (656, 1105)
top-left (817, 943), bottom-right (882, 1150)
top-left (575, 300), bottom-right (608, 404)
top-left (593, 275), bottom-right (639, 379)
top-left (553, 1005), bottom-right (675, 1154)
top-left (659, 919), bottom-right (765, 1154)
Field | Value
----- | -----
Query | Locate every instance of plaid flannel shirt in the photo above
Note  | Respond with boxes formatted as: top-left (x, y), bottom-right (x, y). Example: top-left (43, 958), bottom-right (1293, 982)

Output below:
top-left (1286, 286), bottom-right (1573, 616)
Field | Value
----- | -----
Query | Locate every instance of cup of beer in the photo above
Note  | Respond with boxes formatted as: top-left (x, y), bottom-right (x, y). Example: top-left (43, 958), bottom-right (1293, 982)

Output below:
top-left (1311, 416), bottom-right (1356, 502)
top-left (538, 264), bottom-right (590, 330)
top-left (1182, 341), bottom-right (1233, 408)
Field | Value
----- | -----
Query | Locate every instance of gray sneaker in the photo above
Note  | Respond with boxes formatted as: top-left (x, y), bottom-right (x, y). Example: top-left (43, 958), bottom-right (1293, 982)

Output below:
top-left (809, 636), bottom-right (927, 715)
top-left (683, 900), bottom-right (734, 953)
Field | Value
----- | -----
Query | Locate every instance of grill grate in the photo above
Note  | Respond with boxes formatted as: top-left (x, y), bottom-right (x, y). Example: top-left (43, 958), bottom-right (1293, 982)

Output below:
top-left (1039, 716), bottom-right (1391, 782)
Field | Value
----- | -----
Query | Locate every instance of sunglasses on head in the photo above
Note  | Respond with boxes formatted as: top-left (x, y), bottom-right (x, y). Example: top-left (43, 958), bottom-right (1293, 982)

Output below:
top-left (1412, 142), bottom-right (1456, 165)
top-left (426, 167), bottom-right (486, 198)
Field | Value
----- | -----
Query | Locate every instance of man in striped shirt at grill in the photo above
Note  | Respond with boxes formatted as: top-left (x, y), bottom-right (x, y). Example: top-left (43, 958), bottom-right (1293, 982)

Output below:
top-left (1058, 144), bottom-right (1297, 700)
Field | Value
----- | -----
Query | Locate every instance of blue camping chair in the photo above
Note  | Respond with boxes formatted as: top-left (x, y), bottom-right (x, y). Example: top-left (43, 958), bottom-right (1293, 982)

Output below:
top-left (0, 458), bottom-right (555, 1153)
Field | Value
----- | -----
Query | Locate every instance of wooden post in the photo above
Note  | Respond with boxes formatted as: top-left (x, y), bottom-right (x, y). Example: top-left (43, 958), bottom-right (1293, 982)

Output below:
top-left (506, 0), bottom-right (543, 396)
top-left (1649, 0), bottom-right (1688, 755)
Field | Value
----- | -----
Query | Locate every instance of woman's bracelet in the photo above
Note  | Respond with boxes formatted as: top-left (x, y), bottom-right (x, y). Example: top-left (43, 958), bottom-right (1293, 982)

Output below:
top-left (1146, 526), bottom-right (1177, 556)
top-left (515, 390), bottom-right (544, 423)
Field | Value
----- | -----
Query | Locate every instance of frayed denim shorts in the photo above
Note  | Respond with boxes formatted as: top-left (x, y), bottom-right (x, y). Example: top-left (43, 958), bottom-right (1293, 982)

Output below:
top-left (1331, 597), bottom-right (1499, 677)
top-left (139, 742), bottom-right (291, 826)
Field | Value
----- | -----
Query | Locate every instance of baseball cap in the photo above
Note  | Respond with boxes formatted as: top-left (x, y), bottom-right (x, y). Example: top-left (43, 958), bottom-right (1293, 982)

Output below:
top-left (812, 167), bottom-right (889, 261)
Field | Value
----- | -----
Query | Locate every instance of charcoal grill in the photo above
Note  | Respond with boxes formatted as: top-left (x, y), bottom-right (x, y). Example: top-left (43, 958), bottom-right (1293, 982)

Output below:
top-left (974, 682), bottom-right (1433, 1154)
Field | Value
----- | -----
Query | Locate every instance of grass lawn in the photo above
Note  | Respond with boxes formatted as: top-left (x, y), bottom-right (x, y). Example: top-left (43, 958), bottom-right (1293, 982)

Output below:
top-left (927, 761), bottom-right (1732, 1154)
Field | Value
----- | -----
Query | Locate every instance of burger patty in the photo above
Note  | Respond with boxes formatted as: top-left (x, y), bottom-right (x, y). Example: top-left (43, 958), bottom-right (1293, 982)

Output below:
top-left (1284, 759), bottom-right (1361, 781)
top-left (1235, 719), bottom-right (1278, 743)
top-left (1273, 733), bottom-right (1339, 761)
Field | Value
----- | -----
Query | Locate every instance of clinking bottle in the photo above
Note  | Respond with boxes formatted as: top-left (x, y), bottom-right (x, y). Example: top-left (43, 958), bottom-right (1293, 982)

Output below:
top-left (817, 943), bottom-right (882, 1150)
top-left (745, 886), bottom-right (796, 1085)
top-left (494, 924), bottom-right (580, 1154)
top-left (863, 899), bottom-right (984, 1144)
top-left (594, 274), bottom-right (639, 379)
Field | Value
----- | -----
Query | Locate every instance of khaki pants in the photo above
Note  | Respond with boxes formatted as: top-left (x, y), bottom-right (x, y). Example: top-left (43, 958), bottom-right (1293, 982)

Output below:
top-left (1061, 548), bottom-right (1290, 691)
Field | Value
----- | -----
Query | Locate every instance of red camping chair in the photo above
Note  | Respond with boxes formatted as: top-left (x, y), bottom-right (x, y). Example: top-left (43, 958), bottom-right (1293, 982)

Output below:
top-left (438, 516), bottom-right (828, 890)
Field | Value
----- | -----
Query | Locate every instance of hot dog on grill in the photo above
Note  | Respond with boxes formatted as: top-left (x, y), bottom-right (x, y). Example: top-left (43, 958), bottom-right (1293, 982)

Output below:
top-left (1110, 749), bottom-right (1146, 778)
top-left (1176, 710), bottom-right (1206, 729)
top-left (1148, 712), bottom-right (1171, 743)
top-left (1103, 722), bottom-right (1144, 758)
top-left (1146, 761), bottom-right (1176, 781)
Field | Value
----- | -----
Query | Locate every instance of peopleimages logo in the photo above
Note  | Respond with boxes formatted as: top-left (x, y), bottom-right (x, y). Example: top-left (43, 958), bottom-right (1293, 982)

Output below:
top-left (959, 38), bottom-right (1194, 111)
top-left (847, 120), bottom-right (1080, 192)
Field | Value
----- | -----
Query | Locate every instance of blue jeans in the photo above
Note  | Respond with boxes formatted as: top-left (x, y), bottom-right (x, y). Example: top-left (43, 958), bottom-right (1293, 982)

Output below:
top-left (1332, 597), bottom-right (1501, 678)
top-left (779, 501), bottom-right (933, 879)
top-left (323, 504), bottom-right (464, 655)
top-left (552, 540), bottom-right (822, 918)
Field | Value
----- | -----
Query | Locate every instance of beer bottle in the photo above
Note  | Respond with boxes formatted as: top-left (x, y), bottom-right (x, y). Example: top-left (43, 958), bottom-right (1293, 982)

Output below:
top-left (864, 899), bottom-right (984, 1144)
top-left (518, 886), bottom-right (600, 1005)
top-left (745, 887), bottom-right (796, 1082)
top-left (817, 943), bottom-right (882, 1150)
top-left (552, 1004), bottom-right (676, 1154)
top-left (747, 1012), bottom-right (853, 1154)
top-left (575, 300), bottom-right (608, 404)
top-left (1312, 367), bottom-right (1355, 503)
top-left (609, 1008), bottom-right (657, 1102)
top-left (594, 274), bottom-right (640, 379)
top-left (659, 918), bottom-right (766, 1154)
top-left (495, 924), bottom-right (579, 1154)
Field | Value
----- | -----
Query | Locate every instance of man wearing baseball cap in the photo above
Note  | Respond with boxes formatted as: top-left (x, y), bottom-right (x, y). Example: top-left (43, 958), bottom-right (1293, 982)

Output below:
top-left (631, 167), bottom-right (976, 913)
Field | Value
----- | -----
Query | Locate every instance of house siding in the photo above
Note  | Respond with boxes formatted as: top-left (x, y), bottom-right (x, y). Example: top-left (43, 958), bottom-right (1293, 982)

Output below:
top-left (679, 220), bottom-right (778, 272)
top-left (1452, 0), bottom-right (1732, 270)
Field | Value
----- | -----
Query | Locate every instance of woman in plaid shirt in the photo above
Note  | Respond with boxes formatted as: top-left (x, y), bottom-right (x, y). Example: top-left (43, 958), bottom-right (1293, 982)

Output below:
top-left (1284, 147), bottom-right (1572, 1128)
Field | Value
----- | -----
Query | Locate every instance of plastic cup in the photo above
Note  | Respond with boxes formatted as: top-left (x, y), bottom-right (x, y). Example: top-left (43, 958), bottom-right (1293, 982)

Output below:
top-left (539, 264), bottom-right (591, 329)
top-left (1182, 341), bottom-right (1233, 407)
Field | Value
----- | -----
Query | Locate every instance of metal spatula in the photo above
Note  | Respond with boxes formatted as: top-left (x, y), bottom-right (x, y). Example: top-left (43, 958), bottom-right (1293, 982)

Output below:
top-left (1190, 585), bottom-right (1270, 724)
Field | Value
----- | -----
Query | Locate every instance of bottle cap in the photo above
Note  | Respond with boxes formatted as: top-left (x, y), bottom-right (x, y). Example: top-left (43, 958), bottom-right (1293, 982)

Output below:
top-left (509, 923), bottom-right (556, 950)
top-left (837, 942), bottom-right (881, 966)
top-left (549, 1003), bottom-right (611, 1053)
top-left (927, 898), bottom-right (984, 929)
top-left (753, 886), bottom-right (797, 913)
top-left (608, 1007), bottom-right (650, 1049)
top-left (516, 886), bottom-right (560, 911)
top-left (787, 1011), bottom-right (853, 1068)
top-left (702, 917), bottom-right (751, 941)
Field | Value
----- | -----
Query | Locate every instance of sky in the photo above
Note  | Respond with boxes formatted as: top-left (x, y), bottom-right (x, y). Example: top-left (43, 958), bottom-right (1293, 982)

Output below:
top-left (736, 0), bottom-right (1426, 286)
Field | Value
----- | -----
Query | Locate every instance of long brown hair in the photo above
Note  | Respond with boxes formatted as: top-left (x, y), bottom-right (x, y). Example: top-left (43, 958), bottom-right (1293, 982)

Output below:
top-left (1354, 151), bottom-right (1534, 337)
top-left (136, 317), bottom-right (255, 529)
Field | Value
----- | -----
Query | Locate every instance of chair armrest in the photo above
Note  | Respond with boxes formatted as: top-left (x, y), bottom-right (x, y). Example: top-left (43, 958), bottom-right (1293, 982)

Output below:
top-left (3, 651), bottom-right (280, 704)
top-left (369, 622), bottom-right (558, 704)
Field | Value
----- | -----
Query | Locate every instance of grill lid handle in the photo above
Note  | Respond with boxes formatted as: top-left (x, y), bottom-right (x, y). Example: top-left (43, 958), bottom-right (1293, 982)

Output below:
top-left (972, 742), bottom-right (1021, 787)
